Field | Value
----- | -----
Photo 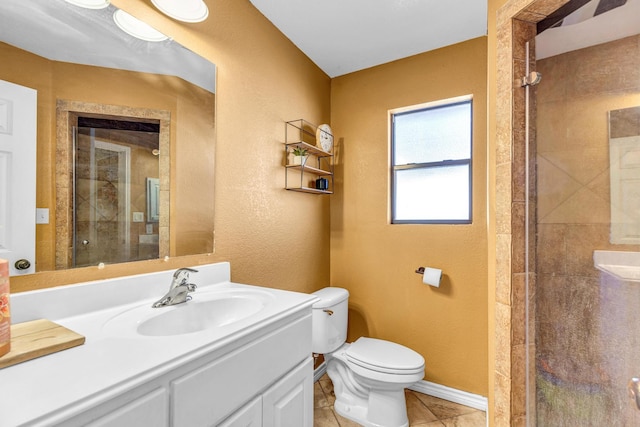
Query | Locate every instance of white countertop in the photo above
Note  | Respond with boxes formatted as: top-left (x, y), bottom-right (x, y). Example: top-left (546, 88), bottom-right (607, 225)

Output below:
top-left (0, 262), bottom-right (317, 426)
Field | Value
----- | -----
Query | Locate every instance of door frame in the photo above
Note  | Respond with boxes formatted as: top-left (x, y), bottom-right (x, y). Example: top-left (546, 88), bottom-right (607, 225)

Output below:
top-left (55, 100), bottom-right (170, 269)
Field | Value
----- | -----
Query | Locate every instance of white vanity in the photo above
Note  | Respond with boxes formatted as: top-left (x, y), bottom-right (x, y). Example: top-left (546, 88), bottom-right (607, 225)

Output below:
top-left (0, 262), bottom-right (317, 426)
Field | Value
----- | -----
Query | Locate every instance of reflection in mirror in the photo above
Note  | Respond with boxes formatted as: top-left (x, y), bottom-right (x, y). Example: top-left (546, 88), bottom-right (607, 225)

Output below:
top-left (147, 178), bottom-right (161, 223)
top-left (609, 106), bottom-right (640, 244)
top-left (73, 115), bottom-right (162, 268)
top-left (57, 100), bottom-right (172, 270)
top-left (0, 0), bottom-right (216, 275)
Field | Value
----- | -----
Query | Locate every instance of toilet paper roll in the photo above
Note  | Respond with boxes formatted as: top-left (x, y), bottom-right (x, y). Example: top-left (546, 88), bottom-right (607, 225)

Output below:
top-left (422, 267), bottom-right (442, 287)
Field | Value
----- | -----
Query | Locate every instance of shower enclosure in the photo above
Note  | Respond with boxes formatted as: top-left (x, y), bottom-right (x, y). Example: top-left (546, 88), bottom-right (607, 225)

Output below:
top-left (525, 1), bottom-right (640, 424)
top-left (73, 117), bottom-right (160, 267)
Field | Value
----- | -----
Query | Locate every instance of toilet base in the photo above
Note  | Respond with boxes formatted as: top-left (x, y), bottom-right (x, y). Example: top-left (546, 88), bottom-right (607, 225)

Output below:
top-left (327, 350), bottom-right (414, 427)
top-left (333, 388), bottom-right (409, 427)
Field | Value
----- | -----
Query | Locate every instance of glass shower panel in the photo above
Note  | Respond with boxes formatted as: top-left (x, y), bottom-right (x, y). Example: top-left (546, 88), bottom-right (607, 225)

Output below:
top-left (74, 127), bottom-right (131, 267)
top-left (73, 123), bottom-right (159, 267)
top-left (532, 30), bottom-right (640, 426)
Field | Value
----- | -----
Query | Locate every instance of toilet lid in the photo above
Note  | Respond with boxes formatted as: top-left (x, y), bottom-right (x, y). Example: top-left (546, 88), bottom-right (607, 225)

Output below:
top-left (346, 337), bottom-right (425, 375)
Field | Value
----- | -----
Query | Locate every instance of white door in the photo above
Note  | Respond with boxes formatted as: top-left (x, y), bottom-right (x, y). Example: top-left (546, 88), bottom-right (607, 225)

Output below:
top-left (0, 79), bottom-right (36, 276)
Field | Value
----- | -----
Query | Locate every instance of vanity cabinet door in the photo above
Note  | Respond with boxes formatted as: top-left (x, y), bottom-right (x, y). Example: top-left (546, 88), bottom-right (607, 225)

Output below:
top-left (262, 358), bottom-right (313, 427)
top-left (218, 396), bottom-right (263, 427)
top-left (171, 315), bottom-right (311, 427)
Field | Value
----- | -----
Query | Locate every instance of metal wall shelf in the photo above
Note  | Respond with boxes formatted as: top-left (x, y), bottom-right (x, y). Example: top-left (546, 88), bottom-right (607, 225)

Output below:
top-left (284, 120), bottom-right (334, 194)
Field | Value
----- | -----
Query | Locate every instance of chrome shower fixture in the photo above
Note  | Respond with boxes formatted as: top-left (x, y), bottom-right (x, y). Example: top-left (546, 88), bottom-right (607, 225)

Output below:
top-left (521, 71), bottom-right (542, 87)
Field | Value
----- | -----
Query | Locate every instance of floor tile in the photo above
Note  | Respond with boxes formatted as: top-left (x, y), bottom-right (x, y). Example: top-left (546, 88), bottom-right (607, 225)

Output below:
top-left (406, 390), bottom-right (440, 425)
top-left (440, 410), bottom-right (486, 427)
top-left (314, 407), bottom-right (341, 427)
top-left (333, 410), bottom-right (363, 427)
top-left (314, 382), bottom-right (330, 408)
top-left (313, 374), bottom-right (486, 427)
top-left (413, 393), bottom-right (478, 419)
top-left (319, 375), bottom-right (336, 406)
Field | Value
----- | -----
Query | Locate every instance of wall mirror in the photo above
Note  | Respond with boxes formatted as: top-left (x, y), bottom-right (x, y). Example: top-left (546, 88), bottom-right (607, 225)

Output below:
top-left (0, 0), bottom-right (216, 276)
top-left (609, 106), bottom-right (640, 244)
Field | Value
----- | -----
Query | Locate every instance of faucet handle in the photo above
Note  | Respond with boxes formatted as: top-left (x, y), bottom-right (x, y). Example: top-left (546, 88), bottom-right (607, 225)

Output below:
top-left (171, 267), bottom-right (199, 287)
top-left (173, 267), bottom-right (198, 277)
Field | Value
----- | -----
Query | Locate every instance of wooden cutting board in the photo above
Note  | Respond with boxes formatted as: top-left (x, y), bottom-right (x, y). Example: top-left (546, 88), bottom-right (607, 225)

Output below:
top-left (0, 319), bottom-right (85, 369)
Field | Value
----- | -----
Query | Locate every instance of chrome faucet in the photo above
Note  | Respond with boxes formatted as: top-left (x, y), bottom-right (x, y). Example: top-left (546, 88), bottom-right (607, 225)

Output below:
top-left (152, 267), bottom-right (198, 308)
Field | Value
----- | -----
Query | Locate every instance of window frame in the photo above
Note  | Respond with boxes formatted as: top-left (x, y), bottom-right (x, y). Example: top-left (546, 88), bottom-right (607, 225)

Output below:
top-left (390, 96), bottom-right (473, 225)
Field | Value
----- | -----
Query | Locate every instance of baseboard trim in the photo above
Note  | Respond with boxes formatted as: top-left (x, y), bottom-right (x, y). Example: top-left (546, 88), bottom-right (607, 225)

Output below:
top-left (314, 361), bottom-right (327, 383)
top-left (314, 364), bottom-right (487, 412)
top-left (409, 380), bottom-right (488, 412)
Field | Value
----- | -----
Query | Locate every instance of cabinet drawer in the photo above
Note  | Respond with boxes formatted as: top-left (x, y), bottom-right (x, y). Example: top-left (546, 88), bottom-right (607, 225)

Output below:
top-left (63, 387), bottom-right (169, 427)
top-left (85, 388), bottom-right (168, 427)
top-left (171, 314), bottom-right (312, 427)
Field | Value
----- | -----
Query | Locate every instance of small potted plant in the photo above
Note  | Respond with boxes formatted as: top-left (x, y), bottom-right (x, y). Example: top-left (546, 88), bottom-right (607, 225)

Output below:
top-left (289, 146), bottom-right (308, 166)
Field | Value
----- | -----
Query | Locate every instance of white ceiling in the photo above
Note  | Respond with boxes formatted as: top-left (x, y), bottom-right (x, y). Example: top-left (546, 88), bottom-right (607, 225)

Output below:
top-left (0, 0), bottom-right (216, 92)
top-left (249, 0), bottom-right (488, 78)
top-left (250, 0), bottom-right (640, 77)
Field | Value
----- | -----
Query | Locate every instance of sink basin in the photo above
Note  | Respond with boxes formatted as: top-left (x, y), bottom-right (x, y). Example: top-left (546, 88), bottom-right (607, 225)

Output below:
top-left (103, 288), bottom-right (275, 337)
top-left (139, 296), bottom-right (264, 336)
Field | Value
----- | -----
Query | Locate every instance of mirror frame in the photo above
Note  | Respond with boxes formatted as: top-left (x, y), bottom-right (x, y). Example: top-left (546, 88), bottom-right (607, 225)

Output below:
top-left (55, 99), bottom-right (170, 269)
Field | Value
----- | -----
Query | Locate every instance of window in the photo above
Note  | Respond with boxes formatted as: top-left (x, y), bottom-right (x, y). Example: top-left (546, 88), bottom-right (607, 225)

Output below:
top-left (390, 96), bottom-right (472, 224)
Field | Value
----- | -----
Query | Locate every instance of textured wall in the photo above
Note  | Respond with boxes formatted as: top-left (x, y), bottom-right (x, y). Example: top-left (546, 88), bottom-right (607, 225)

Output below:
top-left (330, 37), bottom-right (489, 396)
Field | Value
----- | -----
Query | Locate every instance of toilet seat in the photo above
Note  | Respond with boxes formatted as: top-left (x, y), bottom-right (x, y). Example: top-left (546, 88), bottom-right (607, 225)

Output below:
top-left (345, 337), bottom-right (425, 375)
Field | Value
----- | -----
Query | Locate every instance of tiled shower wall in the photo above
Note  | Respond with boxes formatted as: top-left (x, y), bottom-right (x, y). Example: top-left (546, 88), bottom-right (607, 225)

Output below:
top-left (535, 34), bottom-right (640, 425)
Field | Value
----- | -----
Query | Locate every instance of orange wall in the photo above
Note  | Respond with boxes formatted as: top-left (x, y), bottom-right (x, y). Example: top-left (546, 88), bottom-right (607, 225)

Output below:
top-left (330, 37), bottom-right (489, 395)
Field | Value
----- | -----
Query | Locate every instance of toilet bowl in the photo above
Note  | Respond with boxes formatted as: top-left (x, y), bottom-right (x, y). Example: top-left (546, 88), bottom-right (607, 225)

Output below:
top-left (312, 288), bottom-right (425, 427)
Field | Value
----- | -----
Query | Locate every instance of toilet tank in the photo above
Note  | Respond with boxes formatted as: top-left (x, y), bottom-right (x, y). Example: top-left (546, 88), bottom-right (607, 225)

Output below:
top-left (311, 287), bottom-right (349, 354)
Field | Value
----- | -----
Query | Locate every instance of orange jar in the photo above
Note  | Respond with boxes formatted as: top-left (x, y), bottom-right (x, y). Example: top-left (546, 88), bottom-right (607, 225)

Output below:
top-left (0, 259), bottom-right (10, 357)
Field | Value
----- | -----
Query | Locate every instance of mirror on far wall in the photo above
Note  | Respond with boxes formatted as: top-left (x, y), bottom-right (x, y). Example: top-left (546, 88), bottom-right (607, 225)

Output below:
top-left (609, 106), bottom-right (640, 245)
top-left (0, 0), bottom-right (216, 276)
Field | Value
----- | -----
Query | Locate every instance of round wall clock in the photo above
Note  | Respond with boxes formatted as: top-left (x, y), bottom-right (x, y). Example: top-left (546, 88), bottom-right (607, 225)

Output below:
top-left (316, 124), bottom-right (333, 153)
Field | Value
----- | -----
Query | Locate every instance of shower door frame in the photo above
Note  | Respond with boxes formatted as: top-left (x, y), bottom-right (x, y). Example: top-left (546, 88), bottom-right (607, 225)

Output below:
top-left (493, 0), bottom-right (551, 425)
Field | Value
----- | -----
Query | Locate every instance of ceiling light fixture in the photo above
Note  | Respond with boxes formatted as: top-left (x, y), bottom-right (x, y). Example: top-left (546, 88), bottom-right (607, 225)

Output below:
top-left (113, 9), bottom-right (169, 42)
top-left (151, 0), bottom-right (209, 23)
top-left (63, 0), bottom-right (110, 9)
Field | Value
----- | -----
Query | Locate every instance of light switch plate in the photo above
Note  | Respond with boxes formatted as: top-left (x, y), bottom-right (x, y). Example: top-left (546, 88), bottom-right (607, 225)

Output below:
top-left (133, 212), bottom-right (144, 222)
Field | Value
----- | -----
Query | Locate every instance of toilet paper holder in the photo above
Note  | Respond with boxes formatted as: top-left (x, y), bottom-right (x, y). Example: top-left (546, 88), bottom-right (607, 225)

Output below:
top-left (415, 266), bottom-right (443, 287)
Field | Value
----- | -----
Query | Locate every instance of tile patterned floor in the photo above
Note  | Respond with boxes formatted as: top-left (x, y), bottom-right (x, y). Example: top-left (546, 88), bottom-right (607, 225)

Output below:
top-left (314, 374), bottom-right (486, 427)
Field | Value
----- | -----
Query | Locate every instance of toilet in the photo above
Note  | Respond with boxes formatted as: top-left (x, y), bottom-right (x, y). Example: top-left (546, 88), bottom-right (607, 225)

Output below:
top-left (312, 287), bottom-right (425, 427)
